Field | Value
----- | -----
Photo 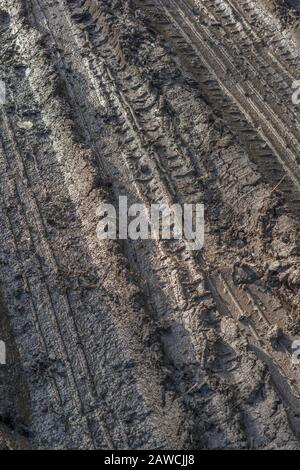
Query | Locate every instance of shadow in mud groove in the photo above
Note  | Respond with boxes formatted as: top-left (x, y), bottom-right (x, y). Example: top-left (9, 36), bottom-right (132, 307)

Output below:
top-left (251, 344), bottom-right (300, 436)
top-left (0, 292), bottom-right (31, 448)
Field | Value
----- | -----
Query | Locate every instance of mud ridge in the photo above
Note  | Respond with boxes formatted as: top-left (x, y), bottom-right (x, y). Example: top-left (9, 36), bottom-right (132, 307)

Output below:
top-left (0, 0), bottom-right (300, 449)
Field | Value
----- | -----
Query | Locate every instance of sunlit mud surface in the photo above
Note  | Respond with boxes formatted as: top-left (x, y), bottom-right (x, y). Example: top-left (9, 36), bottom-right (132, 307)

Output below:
top-left (0, 0), bottom-right (300, 449)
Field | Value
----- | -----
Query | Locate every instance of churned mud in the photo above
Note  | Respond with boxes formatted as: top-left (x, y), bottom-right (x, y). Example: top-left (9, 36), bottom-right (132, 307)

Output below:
top-left (0, 0), bottom-right (300, 449)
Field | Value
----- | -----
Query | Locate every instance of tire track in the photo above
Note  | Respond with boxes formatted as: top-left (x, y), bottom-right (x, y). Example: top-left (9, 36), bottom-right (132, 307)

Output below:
top-left (154, 0), bottom-right (300, 195)
top-left (134, 1), bottom-right (300, 214)
top-left (196, 0), bottom-right (300, 125)
top-left (65, 0), bottom-right (300, 420)
top-left (1, 0), bottom-right (186, 449)
top-left (1, 0), bottom-right (300, 449)
top-left (0, 114), bottom-right (105, 450)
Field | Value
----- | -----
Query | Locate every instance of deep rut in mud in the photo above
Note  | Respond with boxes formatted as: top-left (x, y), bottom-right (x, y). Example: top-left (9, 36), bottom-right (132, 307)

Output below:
top-left (0, 0), bottom-right (300, 449)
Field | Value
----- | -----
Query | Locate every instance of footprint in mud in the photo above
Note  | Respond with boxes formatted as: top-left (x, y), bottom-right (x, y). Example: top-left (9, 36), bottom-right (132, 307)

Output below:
top-left (207, 338), bottom-right (238, 374)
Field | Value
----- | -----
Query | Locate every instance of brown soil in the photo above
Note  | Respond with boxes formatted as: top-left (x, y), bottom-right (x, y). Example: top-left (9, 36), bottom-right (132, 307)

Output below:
top-left (0, 0), bottom-right (300, 449)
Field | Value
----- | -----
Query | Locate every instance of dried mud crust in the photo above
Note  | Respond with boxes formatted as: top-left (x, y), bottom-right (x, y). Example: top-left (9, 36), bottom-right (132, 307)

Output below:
top-left (0, 0), bottom-right (299, 449)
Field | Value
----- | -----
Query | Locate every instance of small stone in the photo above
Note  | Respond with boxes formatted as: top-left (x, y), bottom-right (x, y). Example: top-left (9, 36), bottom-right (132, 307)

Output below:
top-left (16, 120), bottom-right (33, 130)
top-left (268, 261), bottom-right (281, 273)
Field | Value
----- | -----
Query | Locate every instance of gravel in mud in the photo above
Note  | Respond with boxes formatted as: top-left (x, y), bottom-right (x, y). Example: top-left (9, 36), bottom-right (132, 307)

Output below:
top-left (0, 0), bottom-right (300, 450)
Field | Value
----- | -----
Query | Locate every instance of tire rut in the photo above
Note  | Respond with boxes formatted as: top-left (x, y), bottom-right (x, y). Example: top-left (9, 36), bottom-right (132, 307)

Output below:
top-left (0, 0), bottom-right (300, 449)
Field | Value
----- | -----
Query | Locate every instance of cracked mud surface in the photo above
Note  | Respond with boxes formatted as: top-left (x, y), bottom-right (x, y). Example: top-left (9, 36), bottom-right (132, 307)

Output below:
top-left (0, 0), bottom-right (300, 450)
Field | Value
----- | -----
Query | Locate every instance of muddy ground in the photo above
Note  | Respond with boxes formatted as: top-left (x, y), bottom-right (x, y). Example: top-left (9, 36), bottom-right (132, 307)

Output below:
top-left (0, 0), bottom-right (300, 450)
